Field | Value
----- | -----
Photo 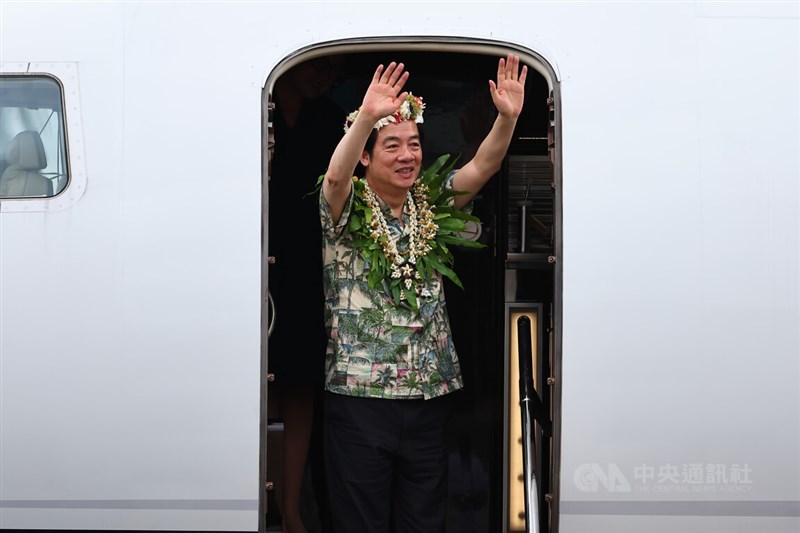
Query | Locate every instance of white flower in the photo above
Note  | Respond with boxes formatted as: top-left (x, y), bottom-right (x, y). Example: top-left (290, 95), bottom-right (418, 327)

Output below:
top-left (343, 108), bottom-right (361, 133)
top-left (399, 99), bottom-right (411, 119)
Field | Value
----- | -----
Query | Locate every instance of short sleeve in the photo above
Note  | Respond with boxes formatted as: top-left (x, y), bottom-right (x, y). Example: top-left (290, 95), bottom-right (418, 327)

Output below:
top-left (319, 183), bottom-right (355, 238)
top-left (443, 169), bottom-right (473, 214)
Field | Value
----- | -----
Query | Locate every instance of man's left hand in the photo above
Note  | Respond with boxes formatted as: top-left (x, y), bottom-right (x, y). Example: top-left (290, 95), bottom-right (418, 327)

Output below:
top-left (489, 54), bottom-right (527, 119)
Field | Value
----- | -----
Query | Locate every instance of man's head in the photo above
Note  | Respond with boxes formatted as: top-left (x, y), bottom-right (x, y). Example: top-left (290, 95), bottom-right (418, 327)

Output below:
top-left (361, 120), bottom-right (422, 197)
top-left (346, 92), bottom-right (426, 194)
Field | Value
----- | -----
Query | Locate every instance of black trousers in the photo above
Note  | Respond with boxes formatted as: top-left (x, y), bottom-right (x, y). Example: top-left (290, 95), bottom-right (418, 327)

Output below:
top-left (324, 392), bottom-right (454, 533)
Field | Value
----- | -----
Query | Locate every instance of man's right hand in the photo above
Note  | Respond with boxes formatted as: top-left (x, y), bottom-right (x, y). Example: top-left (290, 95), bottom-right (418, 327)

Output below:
top-left (358, 62), bottom-right (410, 125)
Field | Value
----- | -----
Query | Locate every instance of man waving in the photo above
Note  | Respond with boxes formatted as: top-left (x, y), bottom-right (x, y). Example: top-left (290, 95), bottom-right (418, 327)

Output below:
top-left (319, 54), bottom-right (527, 533)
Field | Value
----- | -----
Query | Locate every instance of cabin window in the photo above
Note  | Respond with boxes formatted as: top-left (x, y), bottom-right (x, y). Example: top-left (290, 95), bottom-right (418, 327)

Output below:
top-left (0, 76), bottom-right (69, 198)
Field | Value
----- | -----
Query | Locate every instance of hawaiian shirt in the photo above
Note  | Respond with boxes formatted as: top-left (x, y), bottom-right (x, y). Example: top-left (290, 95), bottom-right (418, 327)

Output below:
top-left (319, 175), bottom-right (464, 400)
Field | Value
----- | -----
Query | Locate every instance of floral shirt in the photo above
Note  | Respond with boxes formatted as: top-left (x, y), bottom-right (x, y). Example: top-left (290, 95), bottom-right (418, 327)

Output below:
top-left (319, 175), bottom-right (464, 400)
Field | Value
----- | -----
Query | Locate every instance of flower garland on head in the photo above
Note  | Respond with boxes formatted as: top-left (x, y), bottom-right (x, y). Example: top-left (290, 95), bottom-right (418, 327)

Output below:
top-left (343, 93), bottom-right (425, 133)
top-left (346, 154), bottom-right (486, 312)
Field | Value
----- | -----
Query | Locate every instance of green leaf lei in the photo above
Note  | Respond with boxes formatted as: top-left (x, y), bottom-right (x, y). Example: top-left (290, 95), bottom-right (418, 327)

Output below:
top-left (339, 154), bottom-right (485, 312)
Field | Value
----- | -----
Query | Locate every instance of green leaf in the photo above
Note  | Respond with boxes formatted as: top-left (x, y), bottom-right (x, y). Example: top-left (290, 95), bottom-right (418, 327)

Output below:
top-left (349, 214), bottom-right (362, 232)
top-left (368, 264), bottom-right (382, 288)
top-left (404, 288), bottom-right (418, 311)
top-left (427, 154), bottom-right (460, 191)
top-left (448, 209), bottom-right (481, 222)
top-left (421, 154), bottom-right (449, 181)
top-left (436, 189), bottom-right (469, 203)
top-left (304, 174), bottom-right (326, 198)
top-left (435, 241), bottom-right (453, 263)
top-left (426, 253), bottom-right (463, 289)
top-left (417, 257), bottom-right (428, 280)
top-left (391, 284), bottom-right (402, 306)
top-left (436, 218), bottom-right (467, 232)
top-left (438, 234), bottom-right (486, 248)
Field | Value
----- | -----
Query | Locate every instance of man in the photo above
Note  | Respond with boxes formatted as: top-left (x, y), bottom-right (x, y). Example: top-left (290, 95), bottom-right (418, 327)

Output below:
top-left (320, 55), bottom-right (526, 532)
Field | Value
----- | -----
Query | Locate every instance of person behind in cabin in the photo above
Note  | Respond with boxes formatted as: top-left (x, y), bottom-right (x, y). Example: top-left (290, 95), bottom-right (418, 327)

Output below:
top-left (268, 55), bottom-right (345, 532)
top-left (319, 54), bottom-right (526, 532)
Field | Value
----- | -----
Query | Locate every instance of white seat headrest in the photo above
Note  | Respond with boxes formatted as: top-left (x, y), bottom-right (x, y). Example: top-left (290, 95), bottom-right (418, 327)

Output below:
top-left (5, 130), bottom-right (47, 170)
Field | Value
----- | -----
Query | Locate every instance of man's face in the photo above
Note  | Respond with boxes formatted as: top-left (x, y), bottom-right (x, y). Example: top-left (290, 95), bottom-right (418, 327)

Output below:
top-left (361, 121), bottom-right (422, 196)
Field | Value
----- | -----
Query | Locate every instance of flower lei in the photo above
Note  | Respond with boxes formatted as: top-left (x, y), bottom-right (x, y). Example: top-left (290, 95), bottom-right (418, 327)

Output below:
top-left (347, 154), bottom-right (485, 312)
top-left (362, 180), bottom-right (436, 298)
top-left (344, 93), bottom-right (425, 133)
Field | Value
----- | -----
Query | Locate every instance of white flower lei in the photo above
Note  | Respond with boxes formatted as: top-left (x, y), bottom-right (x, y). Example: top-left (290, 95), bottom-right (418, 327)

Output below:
top-left (362, 180), bottom-right (437, 299)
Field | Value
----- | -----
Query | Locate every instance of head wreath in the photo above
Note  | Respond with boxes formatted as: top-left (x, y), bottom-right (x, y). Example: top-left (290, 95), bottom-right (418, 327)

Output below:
top-left (343, 93), bottom-right (425, 133)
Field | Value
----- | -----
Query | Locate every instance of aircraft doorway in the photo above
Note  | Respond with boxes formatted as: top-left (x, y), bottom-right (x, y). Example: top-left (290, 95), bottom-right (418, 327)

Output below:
top-left (262, 43), bottom-right (562, 533)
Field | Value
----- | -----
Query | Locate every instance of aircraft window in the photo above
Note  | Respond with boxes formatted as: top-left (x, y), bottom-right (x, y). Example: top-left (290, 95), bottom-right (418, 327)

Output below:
top-left (0, 76), bottom-right (69, 198)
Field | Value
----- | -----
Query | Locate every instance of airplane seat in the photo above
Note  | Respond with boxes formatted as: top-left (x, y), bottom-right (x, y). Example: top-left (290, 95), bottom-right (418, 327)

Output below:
top-left (0, 130), bottom-right (53, 197)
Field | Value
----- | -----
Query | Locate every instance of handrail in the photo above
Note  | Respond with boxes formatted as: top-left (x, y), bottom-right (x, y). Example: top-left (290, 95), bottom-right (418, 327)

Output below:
top-left (517, 315), bottom-right (540, 533)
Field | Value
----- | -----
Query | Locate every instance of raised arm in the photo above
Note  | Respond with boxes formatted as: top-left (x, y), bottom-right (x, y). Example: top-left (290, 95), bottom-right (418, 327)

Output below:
top-left (323, 62), bottom-right (410, 224)
top-left (452, 54), bottom-right (527, 209)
